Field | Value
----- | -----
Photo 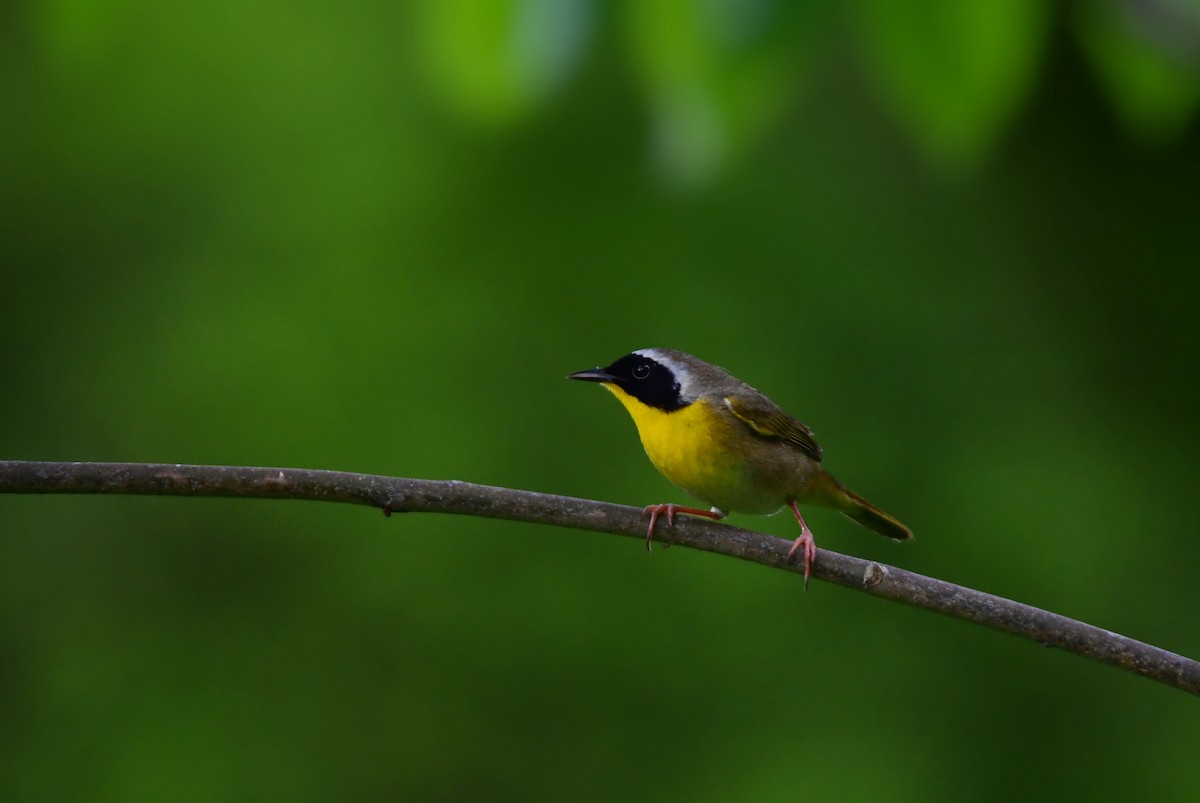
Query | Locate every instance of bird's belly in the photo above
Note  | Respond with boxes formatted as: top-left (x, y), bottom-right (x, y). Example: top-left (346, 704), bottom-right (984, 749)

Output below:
top-left (634, 403), bottom-right (785, 515)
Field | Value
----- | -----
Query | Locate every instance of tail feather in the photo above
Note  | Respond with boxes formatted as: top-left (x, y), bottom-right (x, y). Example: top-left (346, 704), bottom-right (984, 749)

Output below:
top-left (828, 479), bottom-right (912, 542)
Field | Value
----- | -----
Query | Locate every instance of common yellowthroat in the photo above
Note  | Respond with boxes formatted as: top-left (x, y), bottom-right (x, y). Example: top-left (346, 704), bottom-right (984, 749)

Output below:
top-left (569, 349), bottom-right (911, 587)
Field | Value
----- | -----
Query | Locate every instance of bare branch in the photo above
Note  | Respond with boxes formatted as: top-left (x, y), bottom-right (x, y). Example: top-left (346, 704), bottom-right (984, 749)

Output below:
top-left (2, 460), bottom-right (1197, 696)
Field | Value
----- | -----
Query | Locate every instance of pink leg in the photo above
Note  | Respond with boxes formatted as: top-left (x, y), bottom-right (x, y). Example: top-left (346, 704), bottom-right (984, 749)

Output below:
top-left (643, 504), bottom-right (725, 551)
top-left (787, 500), bottom-right (817, 590)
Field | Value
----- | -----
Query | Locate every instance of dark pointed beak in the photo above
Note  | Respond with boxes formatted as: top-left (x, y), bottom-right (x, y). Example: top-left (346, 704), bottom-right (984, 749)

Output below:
top-left (568, 368), bottom-right (616, 382)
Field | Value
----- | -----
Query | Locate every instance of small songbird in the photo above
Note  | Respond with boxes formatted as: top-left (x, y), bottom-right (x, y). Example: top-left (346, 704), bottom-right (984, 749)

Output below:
top-left (569, 348), bottom-right (911, 587)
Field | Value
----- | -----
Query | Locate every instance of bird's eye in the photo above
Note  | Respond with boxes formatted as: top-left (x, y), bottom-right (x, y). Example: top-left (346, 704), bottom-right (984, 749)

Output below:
top-left (632, 362), bottom-right (651, 379)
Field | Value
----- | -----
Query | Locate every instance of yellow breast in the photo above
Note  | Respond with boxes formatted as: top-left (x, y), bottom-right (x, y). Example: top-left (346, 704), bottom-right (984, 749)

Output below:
top-left (602, 383), bottom-right (783, 514)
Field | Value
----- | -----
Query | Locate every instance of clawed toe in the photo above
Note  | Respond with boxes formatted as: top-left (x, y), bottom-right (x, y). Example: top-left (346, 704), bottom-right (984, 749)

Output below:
top-left (641, 504), bottom-right (725, 551)
top-left (787, 501), bottom-right (818, 590)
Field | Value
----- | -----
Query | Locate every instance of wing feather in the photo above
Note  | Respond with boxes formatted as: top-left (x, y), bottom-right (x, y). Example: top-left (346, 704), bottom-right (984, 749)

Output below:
top-left (724, 392), bottom-right (824, 462)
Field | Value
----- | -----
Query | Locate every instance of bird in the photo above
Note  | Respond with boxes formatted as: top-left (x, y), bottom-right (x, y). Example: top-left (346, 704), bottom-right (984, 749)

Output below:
top-left (568, 348), bottom-right (911, 588)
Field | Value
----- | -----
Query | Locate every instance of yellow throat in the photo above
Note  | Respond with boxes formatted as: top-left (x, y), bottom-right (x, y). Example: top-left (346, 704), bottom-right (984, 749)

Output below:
top-left (601, 382), bottom-right (774, 513)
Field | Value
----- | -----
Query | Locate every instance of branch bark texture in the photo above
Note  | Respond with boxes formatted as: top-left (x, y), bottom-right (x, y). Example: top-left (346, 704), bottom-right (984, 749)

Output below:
top-left (2, 460), bottom-right (1197, 697)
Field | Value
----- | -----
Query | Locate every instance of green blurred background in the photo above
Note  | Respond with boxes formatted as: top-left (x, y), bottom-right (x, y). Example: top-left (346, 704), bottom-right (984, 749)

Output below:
top-left (3, 0), bottom-right (1200, 800)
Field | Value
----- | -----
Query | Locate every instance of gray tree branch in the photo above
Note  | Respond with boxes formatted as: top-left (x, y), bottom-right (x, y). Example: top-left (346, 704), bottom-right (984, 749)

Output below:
top-left (2, 460), bottom-right (1197, 696)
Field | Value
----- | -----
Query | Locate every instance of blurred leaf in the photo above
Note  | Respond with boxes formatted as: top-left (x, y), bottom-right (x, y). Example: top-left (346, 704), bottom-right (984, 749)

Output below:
top-left (33, 0), bottom-right (124, 70)
top-left (624, 0), bottom-right (832, 188)
top-left (415, 0), bottom-right (595, 125)
top-left (854, 0), bottom-right (1049, 174)
top-left (1074, 0), bottom-right (1200, 145)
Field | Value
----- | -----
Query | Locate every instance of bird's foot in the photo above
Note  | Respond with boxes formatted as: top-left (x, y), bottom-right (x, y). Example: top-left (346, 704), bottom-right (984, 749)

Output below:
top-left (642, 504), bottom-right (725, 551)
top-left (787, 501), bottom-right (818, 591)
